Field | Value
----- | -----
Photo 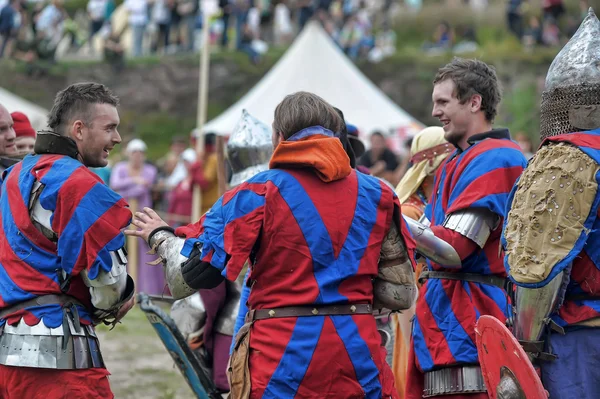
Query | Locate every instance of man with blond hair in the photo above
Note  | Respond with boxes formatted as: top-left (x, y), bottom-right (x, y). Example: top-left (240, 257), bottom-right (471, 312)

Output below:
top-left (127, 91), bottom-right (418, 398)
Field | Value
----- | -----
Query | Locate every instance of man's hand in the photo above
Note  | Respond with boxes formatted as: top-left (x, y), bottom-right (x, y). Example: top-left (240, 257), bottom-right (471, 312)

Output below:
top-left (124, 207), bottom-right (169, 243)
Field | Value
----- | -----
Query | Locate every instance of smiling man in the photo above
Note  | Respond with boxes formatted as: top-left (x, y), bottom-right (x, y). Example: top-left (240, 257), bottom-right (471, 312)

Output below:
top-left (0, 83), bottom-right (135, 398)
top-left (404, 58), bottom-right (528, 399)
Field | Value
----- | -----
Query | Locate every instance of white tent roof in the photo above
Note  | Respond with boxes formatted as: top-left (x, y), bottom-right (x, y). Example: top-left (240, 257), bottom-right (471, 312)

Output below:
top-left (204, 21), bottom-right (424, 141)
top-left (0, 88), bottom-right (49, 131)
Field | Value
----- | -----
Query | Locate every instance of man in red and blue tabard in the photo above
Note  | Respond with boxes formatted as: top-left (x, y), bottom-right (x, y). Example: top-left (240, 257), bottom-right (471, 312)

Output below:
top-left (0, 83), bottom-right (135, 398)
top-left (127, 91), bottom-right (418, 399)
top-left (404, 58), bottom-right (528, 399)
top-left (502, 9), bottom-right (600, 399)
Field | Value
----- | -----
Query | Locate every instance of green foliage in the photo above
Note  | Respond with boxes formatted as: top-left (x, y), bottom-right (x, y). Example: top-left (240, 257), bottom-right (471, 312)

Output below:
top-left (498, 82), bottom-right (540, 144)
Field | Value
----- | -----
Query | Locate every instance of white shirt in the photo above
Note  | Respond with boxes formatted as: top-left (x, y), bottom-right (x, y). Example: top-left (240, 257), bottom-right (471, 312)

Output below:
top-left (87, 0), bottom-right (108, 21)
top-left (125, 0), bottom-right (148, 26)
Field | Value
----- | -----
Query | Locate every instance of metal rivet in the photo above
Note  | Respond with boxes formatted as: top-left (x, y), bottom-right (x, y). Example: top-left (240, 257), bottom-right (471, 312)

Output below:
top-left (312, 308), bottom-right (319, 315)
top-left (558, 236), bottom-right (562, 239)
top-left (552, 176), bottom-right (556, 180)
top-left (567, 182), bottom-right (571, 186)
top-left (573, 213), bottom-right (577, 217)
top-left (551, 238), bottom-right (555, 242)
top-left (580, 167), bottom-right (583, 171)
top-left (560, 184), bottom-right (564, 188)
top-left (549, 209), bottom-right (553, 212)
top-left (580, 189), bottom-right (584, 193)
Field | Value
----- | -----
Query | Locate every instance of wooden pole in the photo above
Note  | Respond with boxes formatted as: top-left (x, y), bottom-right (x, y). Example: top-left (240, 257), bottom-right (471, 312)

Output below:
top-left (216, 135), bottom-right (227, 196)
top-left (191, 5), bottom-right (211, 222)
top-left (127, 199), bottom-right (139, 290)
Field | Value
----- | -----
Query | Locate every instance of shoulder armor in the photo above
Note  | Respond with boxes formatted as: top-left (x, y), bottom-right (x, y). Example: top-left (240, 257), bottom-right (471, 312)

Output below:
top-left (443, 208), bottom-right (499, 248)
top-left (505, 142), bottom-right (599, 284)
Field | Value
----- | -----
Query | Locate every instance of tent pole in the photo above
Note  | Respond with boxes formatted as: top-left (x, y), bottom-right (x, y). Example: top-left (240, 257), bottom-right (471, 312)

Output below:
top-left (192, 5), bottom-right (211, 223)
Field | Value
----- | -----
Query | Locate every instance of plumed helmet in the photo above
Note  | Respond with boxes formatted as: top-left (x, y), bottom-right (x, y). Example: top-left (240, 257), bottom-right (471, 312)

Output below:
top-left (540, 8), bottom-right (600, 139)
top-left (226, 110), bottom-right (273, 187)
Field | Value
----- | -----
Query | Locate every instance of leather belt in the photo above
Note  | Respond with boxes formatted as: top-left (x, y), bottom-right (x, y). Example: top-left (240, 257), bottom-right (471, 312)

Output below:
top-left (423, 366), bottom-right (486, 397)
top-left (245, 304), bottom-right (372, 322)
top-left (0, 294), bottom-right (85, 320)
top-left (419, 270), bottom-right (506, 289)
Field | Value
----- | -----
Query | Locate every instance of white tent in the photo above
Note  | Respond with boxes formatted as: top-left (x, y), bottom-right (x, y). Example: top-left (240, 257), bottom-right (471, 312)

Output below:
top-left (0, 88), bottom-right (49, 131)
top-left (204, 21), bottom-right (424, 144)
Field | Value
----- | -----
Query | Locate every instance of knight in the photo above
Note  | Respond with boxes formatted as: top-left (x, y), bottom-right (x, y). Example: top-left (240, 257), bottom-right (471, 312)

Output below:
top-left (0, 83), bottom-right (135, 397)
top-left (127, 92), bottom-right (417, 398)
top-left (167, 109), bottom-right (274, 394)
top-left (500, 9), bottom-right (600, 399)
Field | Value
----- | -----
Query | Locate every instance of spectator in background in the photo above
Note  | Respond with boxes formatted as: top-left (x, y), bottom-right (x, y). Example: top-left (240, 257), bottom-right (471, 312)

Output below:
top-left (167, 147), bottom-right (196, 226)
top-left (273, 0), bottom-right (292, 45)
top-left (35, 0), bottom-right (66, 43)
top-left (189, 132), bottom-right (219, 215)
top-left (542, 0), bottom-right (564, 22)
top-left (0, 0), bottom-right (18, 57)
top-left (103, 26), bottom-right (124, 71)
top-left (297, 0), bottom-right (314, 31)
top-left (422, 20), bottom-right (454, 55)
top-left (506, 0), bottom-right (524, 39)
top-left (109, 138), bottom-right (164, 294)
top-left (542, 16), bottom-right (561, 46)
top-left (239, 21), bottom-right (260, 64)
top-left (124, 0), bottom-right (148, 57)
top-left (10, 111), bottom-right (36, 154)
top-left (233, 0), bottom-right (252, 50)
top-left (359, 131), bottom-right (399, 184)
top-left (151, 0), bottom-right (171, 53)
top-left (514, 132), bottom-right (534, 159)
top-left (219, 0), bottom-right (232, 48)
top-left (522, 15), bottom-right (543, 50)
top-left (87, 0), bottom-right (107, 53)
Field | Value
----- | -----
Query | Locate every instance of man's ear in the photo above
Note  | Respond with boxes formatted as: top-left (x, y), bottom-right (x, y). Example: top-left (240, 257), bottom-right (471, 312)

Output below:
top-left (71, 120), bottom-right (85, 141)
top-left (278, 132), bottom-right (285, 142)
top-left (470, 94), bottom-right (483, 113)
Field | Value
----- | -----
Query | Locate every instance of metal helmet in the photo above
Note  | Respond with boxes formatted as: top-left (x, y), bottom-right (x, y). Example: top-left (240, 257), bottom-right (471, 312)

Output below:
top-left (227, 109), bottom-right (273, 187)
top-left (540, 8), bottom-right (600, 139)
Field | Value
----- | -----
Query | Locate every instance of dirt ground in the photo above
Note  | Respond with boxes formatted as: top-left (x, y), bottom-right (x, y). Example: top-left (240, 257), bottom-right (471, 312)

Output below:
top-left (96, 304), bottom-right (197, 399)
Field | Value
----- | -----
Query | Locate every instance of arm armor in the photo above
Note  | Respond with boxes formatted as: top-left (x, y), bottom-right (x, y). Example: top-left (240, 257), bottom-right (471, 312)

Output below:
top-left (404, 217), bottom-right (461, 267)
top-left (148, 229), bottom-right (196, 300)
top-left (442, 208), bottom-right (499, 249)
top-left (513, 271), bottom-right (567, 360)
top-left (374, 222), bottom-right (416, 311)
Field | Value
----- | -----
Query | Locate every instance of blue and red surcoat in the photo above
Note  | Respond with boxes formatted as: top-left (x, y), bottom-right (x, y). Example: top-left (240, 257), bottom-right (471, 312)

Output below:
top-left (409, 132), bottom-right (527, 380)
top-left (0, 154), bottom-right (131, 327)
top-left (176, 128), bottom-right (416, 399)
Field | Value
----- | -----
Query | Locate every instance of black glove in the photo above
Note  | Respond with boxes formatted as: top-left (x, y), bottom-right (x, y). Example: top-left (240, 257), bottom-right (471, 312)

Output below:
top-left (181, 244), bottom-right (225, 290)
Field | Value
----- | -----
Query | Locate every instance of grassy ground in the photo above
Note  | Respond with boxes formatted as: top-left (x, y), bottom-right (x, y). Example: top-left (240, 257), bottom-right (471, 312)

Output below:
top-left (96, 305), bottom-right (197, 399)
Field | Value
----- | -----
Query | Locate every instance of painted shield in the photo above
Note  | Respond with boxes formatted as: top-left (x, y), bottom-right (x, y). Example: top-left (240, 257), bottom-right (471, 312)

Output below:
top-left (138, 293), bottom-right (223, 399)
top-left (475, 315), bottom-right (547, 399)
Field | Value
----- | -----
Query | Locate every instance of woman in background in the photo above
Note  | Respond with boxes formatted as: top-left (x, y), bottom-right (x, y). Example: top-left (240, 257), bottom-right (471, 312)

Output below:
top-left (392, 126), bottom-right (453, 397)
top-left (110, 139), bottom-right (165, 295)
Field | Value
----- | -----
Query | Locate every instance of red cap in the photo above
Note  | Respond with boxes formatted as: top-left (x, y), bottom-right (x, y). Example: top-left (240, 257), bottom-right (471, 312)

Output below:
top-left (11, 112), bottom-right (36, 139)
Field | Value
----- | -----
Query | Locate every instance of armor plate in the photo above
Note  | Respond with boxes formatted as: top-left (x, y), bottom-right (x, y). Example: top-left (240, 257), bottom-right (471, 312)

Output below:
top-left (0, 320), bottom-right (103, 369)
top-left (475, 315), bottom-right (547, 399)
top-left (404, 217), bottom-right (461, 267)
top-left (443, 208), bottom-right (499, 249)
top-left (504, 143), bottom-right (599, 284)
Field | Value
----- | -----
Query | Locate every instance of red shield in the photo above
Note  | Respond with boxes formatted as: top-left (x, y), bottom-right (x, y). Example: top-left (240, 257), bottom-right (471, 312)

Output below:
top-left (475, 315), bottom-right (547, 399)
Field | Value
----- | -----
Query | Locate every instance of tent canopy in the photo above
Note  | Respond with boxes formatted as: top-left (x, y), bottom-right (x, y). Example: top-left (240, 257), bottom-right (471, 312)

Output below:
top-left (0, 88), bottom-right (49, 131)
top-left (204, 21), bottom-right (423, 141)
